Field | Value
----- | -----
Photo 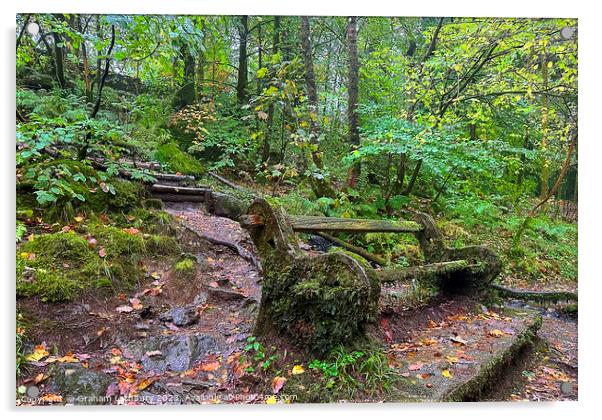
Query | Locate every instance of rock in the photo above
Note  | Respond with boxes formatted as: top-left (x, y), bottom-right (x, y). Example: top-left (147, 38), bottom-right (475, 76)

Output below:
top-left (193, 291), bottom-right (208, 306)
top-left (207, 286), bottom-right (247, 301)
top-left (127, 333), bottom-right (220, 373)
top-left (159, 306), bottom-right (199, 327)
top-left (52, 363), bottom-right (114, 405)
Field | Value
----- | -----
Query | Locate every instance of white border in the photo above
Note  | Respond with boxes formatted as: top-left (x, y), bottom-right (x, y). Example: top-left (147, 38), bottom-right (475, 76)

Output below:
top-left (2, 1), bottom-right (598, 420)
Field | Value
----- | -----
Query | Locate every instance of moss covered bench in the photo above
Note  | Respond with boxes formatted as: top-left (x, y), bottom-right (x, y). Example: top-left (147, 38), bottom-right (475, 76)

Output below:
top-left (241, 199), bottom-right (501, 355)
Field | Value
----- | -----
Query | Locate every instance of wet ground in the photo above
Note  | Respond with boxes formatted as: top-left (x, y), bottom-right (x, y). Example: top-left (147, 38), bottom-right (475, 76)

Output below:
top-left (16, 201), bottom-right (578, 404)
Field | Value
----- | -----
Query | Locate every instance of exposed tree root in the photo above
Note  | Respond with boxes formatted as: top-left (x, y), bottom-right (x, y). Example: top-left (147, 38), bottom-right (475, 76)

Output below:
top-left (181, 225), bottom-right (261, 271)
top-left (491, 283), bottom-right (577, 303)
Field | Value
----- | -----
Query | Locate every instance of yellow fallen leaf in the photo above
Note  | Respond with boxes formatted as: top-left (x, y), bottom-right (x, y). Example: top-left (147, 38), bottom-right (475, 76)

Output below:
top-left (291, 365), bottom-right (305, 375)
top-left (266, 395), bottom-right (278, 404)
top-left (74, 216), bottom-right (84, 222)
top-left (445, 356), bottom-right (459, 364)
top-left (26, 344), bottom-right (49, 362)
top-left (488, 329), bottom-right (507, 337)
top-left (442, 369), bottom-right (453, 379)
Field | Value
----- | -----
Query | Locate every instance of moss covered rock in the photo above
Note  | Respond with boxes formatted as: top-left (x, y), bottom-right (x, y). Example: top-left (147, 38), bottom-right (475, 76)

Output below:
top-left (16, 222), bottom-right (181, 302)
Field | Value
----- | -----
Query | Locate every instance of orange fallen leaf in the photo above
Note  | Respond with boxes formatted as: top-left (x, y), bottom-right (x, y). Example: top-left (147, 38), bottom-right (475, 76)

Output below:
top-left (130, 297), bottom-right (143, 310)
top-left (271, 376), bottom-right (287, 393)
top-left (199, 361), bottom-right (221, 372)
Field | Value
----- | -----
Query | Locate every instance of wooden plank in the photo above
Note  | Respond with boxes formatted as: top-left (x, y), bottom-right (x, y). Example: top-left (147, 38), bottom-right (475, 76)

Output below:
top-left (150, 184), bottom-right (210, 195)
top-left (289, 215), bottom-right (422, 233)
top-left (151, 193), bottom-right (205, 202)
top-left (152, 173), bottom-right (196, 182)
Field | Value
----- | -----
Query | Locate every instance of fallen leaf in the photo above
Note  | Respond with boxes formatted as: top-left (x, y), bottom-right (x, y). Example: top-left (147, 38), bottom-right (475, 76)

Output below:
top-left (34, 373), bottom-right (49, 384)
top-left (122, 227), bottom-right (140, 235)
top-left (446, 356), bottom-right (459, 364)
top-left (25, 344), bottom-right (49, 362)
top-left (266, 395), bottom-right (278, 404)
top-left (292, 365), bottom-right (305, 375)
top-left (150, 272), bottom-right (161, 280)
top-left (199, 361), bottom-right (220, 372)
top-left (145, 350), bottom-right (162, 358)
top-left (442, 369), bottom-right (453, 378)
top-left (488, 329), bottom-right (508, 337)
top-left (137, 377), bottom-right (156, 391)
top-left (98, 248), bottom-right (107, 258)
top-left (271, 376), bottom-right (287, 393)
top-left (130, 297), bottom-right (143, 310)
top-left (74, 216), bottom-right (84, 223)
top-left (408, 362), bottom-right (424, 371)
top-left (451, 336), bottom-right (468, 345)
top-left (115, 305), bottom-right (133, 313)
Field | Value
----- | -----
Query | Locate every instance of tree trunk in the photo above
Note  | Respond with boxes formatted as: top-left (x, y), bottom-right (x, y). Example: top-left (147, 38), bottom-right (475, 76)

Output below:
top-left (346, 17), bottom-right (361, 188)
top-left (513, 130), bottom-right (577, 246)
top-left (300, 16), bottom-right (336, 198)
top-left (51, 31), bottom-right (66, 88)
top-left (236, 15), bottom-right (249, 105)
top-left (174, 42), bottom-right (196, 109)
top-left (262, 16), bottom-right (281, 163)
top-left (539, 51), bottom-right (550, 200)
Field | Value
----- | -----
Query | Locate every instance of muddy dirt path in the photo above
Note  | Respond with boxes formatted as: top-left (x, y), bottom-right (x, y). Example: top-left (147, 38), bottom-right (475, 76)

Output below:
top-left (18, 202), bottom-right (264, 405)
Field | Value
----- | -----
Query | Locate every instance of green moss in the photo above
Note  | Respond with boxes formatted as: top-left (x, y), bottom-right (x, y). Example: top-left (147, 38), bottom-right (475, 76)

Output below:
top-left (175, 258), bottom-right (196, 278)
top-left (155, 142), bottom-right (205, 175)
top-left (16, 232), bottom-right (96, 301)
top-left (16, 223), bottom-right (181, 302)
top-left (257, 253), bottom-right (380, 356)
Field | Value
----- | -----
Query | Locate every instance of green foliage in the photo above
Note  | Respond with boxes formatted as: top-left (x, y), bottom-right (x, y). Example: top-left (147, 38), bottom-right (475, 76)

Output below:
top-left (242, 336), bottom-right (279, 372)
top-left (155, 142), bottom-right (205, 175)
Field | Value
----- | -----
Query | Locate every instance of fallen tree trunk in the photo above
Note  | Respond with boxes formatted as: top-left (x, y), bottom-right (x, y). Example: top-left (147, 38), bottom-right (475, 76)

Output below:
top-left (289, 215), bottom-right (422, 233)
top-left (373, 260), bottom-right (473, 285)
top-left (314, 232), bottom-right (387, 266)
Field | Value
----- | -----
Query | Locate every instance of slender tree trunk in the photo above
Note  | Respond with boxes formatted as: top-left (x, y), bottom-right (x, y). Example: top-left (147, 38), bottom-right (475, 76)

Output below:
top-left (78, 24), bottom-right (115, 161)
top-left (262, 16), bottom-right (281, 163)
top-left (51, 30), bottom-right (66, 88)
top-left (539, 51), bottom-right (550, 199)
top-left (95, 17), bottom-right (102, 97)
top-left (300, 16), bottom-right (335, 198)
top-left (346, 17), bottom-right (361, 188)
top-left (236, 15), bottom-right (249, 105)
top-left (399, 17), bottom-right (445, 195)
top-left (513, 130), bottom-right (577, 246)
